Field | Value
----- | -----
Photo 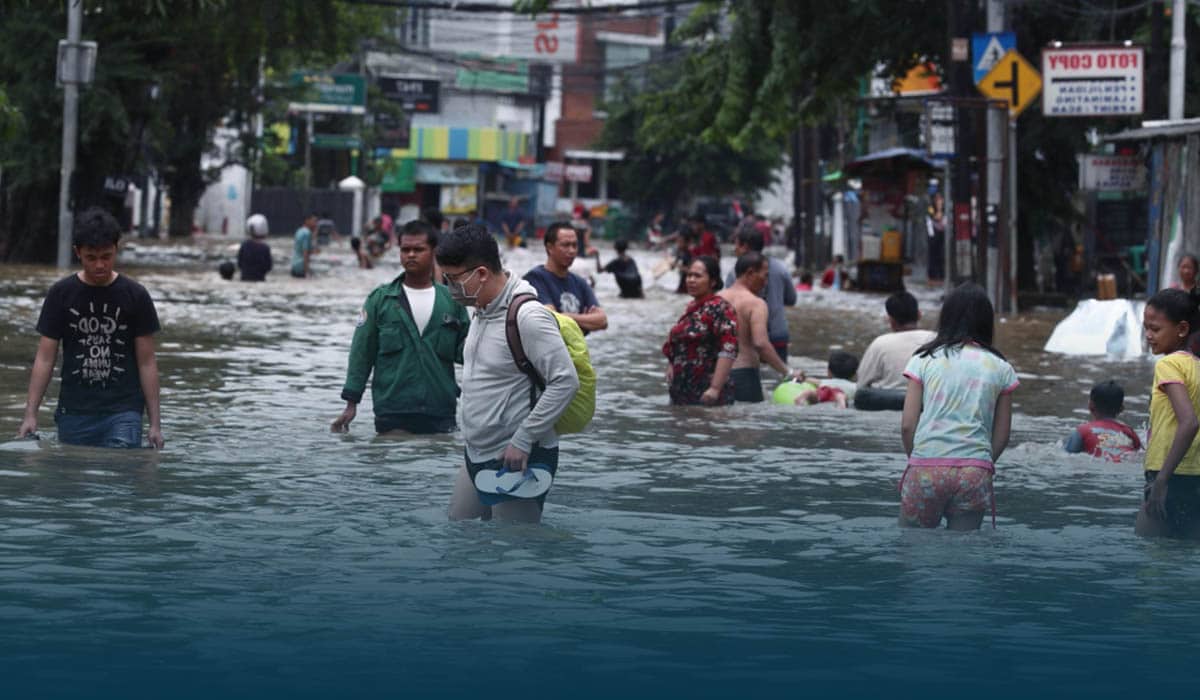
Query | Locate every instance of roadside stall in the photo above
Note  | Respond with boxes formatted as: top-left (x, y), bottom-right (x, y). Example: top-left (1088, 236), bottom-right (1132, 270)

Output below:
top-left (843, 147), bottom-right (943, 291)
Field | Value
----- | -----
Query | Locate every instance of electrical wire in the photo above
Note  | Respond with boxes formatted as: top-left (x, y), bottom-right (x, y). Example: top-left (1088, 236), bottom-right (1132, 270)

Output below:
top-left (338, 0), bottom-right (693, 15)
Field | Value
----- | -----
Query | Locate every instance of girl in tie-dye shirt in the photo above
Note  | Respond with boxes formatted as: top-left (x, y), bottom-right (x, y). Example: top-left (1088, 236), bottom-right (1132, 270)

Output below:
top-left (899, 284), bottom-right (1018, 530)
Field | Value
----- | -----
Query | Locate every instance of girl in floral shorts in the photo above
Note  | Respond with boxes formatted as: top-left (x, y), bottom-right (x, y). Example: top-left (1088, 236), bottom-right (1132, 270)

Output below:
top-left (899, 283), bottom-right (1018, 530)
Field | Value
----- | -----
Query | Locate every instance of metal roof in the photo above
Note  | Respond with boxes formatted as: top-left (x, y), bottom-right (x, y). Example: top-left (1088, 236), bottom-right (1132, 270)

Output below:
top-left (1103, 118), bottom-right (1200, 142)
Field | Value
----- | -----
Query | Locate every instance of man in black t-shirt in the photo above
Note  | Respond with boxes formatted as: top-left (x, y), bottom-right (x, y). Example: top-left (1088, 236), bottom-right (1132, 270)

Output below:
top-left (17, 207), bottom-right (164, 449)
top-left (595, 238), bottom-right (643, 299)
top-left (237, 223), bottom-right (273, 281)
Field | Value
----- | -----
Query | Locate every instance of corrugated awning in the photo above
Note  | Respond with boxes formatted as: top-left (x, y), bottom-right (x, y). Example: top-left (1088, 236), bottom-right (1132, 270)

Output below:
top-left (844, 147), bottom-right (945, 174)
top-left (1103, 118), bottom-right (1200, 141)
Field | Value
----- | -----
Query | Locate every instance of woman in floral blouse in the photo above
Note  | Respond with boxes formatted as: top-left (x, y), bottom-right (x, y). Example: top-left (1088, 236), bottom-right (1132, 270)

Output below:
top-left (662, 256), bottom-right (739, 406)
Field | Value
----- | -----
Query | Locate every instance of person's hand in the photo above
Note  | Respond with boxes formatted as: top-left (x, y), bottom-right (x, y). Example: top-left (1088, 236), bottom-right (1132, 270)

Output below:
top-left (789, 368), bottom-right (806, 382)
top-left (501, 444), bottom-right (529, 473)
top-left (16, 416), bottom-right (37, 439)
top-left (146, 425), bottom-right (165, 450)
top-left (701, 387), bottom-right (721, 405)
top-left (665, 365), bottom-right (674, 384)
top-left (1145, 475), bottom-right (1169, 520)
top-left (331, 404), bottom-right (356, 433)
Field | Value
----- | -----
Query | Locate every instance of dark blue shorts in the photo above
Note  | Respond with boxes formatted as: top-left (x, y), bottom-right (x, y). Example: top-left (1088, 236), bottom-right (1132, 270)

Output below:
top-left (1144, 471), bottom-right (1200, 538)
top-left (465, 444), bottom-right (559, 507)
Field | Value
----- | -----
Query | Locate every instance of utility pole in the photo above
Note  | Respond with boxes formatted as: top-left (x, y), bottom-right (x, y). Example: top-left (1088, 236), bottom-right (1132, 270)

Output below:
top-left (56, 1), bottom-right (85, 268)
top-left (1169, 0), bottom-right (1186, 119)
top-left (985, 0), bottom-right (1007, 311)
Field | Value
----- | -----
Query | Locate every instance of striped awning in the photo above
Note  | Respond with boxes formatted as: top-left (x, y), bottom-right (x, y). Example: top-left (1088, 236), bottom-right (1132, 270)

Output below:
top-left (388, 126), bottom-right (530, 162)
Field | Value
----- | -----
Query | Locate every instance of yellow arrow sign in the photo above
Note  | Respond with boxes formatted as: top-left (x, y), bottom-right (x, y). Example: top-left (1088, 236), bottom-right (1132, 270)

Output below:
top-left (977, 49), bottom-right (1042, 118)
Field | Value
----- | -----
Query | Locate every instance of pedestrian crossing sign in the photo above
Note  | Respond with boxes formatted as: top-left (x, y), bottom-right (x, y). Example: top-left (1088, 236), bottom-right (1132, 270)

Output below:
top-left (972, 32), bottom-right (1016, 84)
top-left (977, 49), bottom-right (1043, 118)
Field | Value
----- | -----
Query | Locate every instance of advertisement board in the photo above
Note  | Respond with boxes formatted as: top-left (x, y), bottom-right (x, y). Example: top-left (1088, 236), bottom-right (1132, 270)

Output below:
top-left (289, 72), bottom-right (366, 115)
top-left (1078, 154), bottom-right (1146, 191)
top-left (378, 77), bottom-right (440, 113)
top-left (1042, 46), bottom-right (1143, 117)
top-left (429, 10), bottom-right (578, 64)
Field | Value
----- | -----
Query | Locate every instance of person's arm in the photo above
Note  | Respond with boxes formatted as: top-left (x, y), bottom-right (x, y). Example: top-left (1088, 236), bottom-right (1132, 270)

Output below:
top-left (855, 341), bottom-right (884, 390)
top-left (134, 335), bottom-right (164, 449)
top-left (17, 336), bottom-right (59, 438)
top-left (750, 300), bottom-right (790, 376)
top-left (900, 377), bottom-right (923, 456)
top-left (781, 266), bottom-right (797, 306)
top-left (504, 305), bottom-right (581, 470)
top-left (333, 299), bottom-right (379, 432)
top-left (565, 282), bottom-right (607, 331)
top-left (1146, 383), bottom-right (1200, 519)
top-left (701, 300), bottom-right (738, 405)
top-left (264, 245), bottom-right (273, 274)
top-left (567, 307), bottom-right (608, 332)
top-left (991, 392), bottom-right (1013, 461)
top-left (303, 235), bottom-right (312, 276)
top-left (1064, 427), bottom-right (1085, 453)
top-left (701, 356), bottom-right (734, 405)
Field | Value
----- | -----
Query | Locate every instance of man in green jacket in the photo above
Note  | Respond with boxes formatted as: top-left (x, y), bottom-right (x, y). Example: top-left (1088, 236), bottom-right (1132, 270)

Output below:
top-left (331, 220), bottom-right (471, 434)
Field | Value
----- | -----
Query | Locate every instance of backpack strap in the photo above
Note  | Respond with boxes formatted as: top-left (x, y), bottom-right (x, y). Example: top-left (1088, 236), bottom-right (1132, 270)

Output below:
top-left (506, 293), bottom-right (547, 409)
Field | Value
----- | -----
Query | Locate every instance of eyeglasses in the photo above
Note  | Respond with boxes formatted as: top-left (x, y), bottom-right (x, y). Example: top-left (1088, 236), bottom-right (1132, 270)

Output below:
top-left (442, 267), bottom-right (481, 285)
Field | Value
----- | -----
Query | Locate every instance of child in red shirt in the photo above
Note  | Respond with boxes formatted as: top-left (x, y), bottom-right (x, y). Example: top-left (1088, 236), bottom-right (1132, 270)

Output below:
top-left (1065, 380), bottom-right (1142, 461)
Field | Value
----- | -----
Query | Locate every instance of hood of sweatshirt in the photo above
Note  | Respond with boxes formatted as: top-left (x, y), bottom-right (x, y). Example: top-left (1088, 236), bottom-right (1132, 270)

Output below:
top-left (476, 272), bottom-right (538, 321)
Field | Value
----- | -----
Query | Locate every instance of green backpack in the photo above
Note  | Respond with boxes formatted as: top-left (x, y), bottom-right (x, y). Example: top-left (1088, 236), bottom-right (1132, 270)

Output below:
top-left (505, 294), bottom-right (596, 434)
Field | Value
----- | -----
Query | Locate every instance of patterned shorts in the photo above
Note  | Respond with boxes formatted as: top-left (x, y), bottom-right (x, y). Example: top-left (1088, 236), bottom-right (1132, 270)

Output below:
top-left (899, 465), bottom-right (994, 528)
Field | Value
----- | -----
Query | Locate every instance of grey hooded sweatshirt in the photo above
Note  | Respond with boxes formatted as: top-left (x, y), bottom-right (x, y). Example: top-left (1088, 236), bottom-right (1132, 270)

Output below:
top-left (460, 274), bottom-right (580, 463)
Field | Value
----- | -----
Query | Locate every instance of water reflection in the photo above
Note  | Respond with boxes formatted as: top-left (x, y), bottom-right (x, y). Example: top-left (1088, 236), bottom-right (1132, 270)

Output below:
top-left (0, 238), bottom-right (1192, 697)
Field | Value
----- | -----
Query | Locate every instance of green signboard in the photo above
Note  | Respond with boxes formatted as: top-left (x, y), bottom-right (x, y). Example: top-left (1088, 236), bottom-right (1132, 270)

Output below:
top-left (381, 158), bottom-right (416, 193)
top-left (454, 57), bottom-right (528, 93)
top-left (312, 134), bottom-right (362, 150)
top-left (290, 72), bottom-right (366, 113)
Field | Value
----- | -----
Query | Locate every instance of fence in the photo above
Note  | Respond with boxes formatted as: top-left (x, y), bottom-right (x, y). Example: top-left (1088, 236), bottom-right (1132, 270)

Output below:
top-left (249, 188), bottom-right (354, 238)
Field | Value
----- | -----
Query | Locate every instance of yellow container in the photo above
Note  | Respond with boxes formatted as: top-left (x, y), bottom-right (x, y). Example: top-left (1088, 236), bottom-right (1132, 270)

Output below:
top-left (881, 229), bottom-right (902, 262)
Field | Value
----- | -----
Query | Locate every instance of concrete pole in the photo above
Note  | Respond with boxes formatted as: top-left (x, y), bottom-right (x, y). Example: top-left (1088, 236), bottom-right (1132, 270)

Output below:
top-left (986, 0), bottom-right (1006, 309)
top-left (943, 161), bottom-right (952, 296)
top-left (57, 0), bottom-right (83, 268)
top-left (1169, 0), bottom-right (1186, 120)
top-left (1008, 120), bottom-right (1018, 313)
top-left (304, 111), bottom-right (314, 189)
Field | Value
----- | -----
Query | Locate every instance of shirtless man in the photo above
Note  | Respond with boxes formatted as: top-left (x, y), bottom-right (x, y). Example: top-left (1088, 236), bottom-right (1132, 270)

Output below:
top-left (718, 251), bottom-right (798, 402)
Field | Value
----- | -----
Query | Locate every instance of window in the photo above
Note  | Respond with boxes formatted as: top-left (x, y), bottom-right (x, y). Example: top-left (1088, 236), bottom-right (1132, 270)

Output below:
top-left (601, 42), bottom-right (652, 104)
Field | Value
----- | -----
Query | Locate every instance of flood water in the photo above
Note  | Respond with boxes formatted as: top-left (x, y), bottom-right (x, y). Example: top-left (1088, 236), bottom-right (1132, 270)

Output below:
top-left (0, 237), bottom-right (1195, 699)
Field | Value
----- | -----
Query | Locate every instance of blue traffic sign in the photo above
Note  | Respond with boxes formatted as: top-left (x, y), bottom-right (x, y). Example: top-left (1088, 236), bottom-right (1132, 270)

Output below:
top-left (972, 32), bottom-right (1016, 85)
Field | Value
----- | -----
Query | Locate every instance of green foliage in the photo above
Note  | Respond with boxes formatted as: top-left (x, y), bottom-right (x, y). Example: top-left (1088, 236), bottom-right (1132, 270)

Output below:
top-left (0, 87), bottom-right (21, 142)
top-left (0, 0), bottom-right (396, 259)
top-left (598, 55), bottom-right (782, 217)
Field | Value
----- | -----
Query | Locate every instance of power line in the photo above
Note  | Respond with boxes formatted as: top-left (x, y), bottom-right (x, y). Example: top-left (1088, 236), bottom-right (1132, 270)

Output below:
top-left (338, 0), bottom-right (692, 15)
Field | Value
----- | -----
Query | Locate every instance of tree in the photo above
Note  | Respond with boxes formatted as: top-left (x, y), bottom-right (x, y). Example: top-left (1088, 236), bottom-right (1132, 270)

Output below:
top-left (0, 0), bottom-right (394, 261)
top-left (597, 51), bottom-right (782, 220)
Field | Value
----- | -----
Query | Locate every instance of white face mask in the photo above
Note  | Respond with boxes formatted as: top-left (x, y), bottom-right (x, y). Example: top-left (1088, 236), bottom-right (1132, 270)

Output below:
top-left (445, 268), bottom-right (482, 306)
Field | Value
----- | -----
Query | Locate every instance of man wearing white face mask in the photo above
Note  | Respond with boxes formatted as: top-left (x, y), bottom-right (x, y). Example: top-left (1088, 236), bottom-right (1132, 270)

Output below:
top-left (436, 224), bottom-right (580, 524)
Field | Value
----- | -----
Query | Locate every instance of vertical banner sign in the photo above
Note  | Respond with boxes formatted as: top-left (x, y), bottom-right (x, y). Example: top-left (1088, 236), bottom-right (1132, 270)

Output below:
top-left (924, 100), bottom-right (957, 157)
top-left (954, 202), bottom-right (973, 277)
top-left (1041, 45), bottom-right (1143, 117)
